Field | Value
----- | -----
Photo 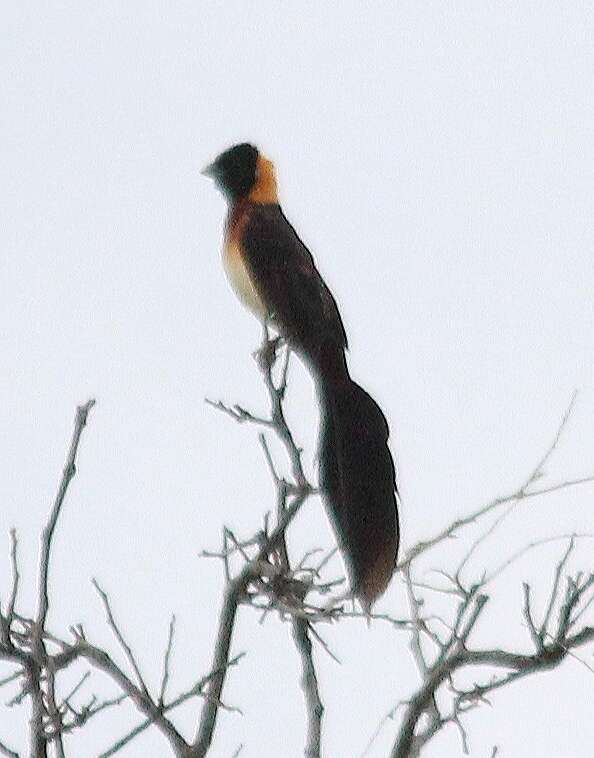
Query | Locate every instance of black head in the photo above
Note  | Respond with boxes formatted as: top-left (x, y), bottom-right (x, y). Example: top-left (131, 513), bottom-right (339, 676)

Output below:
top-left (202, 143), bottom-right (259, 199)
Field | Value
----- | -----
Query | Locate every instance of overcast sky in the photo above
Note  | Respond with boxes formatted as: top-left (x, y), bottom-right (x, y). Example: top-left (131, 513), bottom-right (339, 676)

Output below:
top-left (2, 2), bottom-right (594, 756)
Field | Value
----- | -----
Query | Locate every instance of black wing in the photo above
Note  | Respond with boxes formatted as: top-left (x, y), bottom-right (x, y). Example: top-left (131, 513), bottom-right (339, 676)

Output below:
top-left (241, 203), bottom-right (348, 357)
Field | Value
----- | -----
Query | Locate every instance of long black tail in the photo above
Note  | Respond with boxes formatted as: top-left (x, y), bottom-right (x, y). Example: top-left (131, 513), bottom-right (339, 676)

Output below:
top-left (310, 344), bottom-right (399, 609)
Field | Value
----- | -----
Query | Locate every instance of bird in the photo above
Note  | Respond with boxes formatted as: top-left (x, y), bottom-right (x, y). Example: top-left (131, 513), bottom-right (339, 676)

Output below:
top-left (202, 143), bottom-right (399, 609)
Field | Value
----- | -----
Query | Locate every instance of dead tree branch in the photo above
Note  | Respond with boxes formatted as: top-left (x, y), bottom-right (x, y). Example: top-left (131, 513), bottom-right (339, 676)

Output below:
top-left (292, 618), bottom-right (324, 758)
top-left (2, 364), bottom-right (593, 758)
top-left (380, 395), bottom-right (594, 757)
top-left (196, 328), bottom-right (320, 757)
top-left (0, 399), bottom-right (96, 758)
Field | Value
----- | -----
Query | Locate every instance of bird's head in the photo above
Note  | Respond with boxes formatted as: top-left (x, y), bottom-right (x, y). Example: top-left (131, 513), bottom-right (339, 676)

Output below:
top-left (202, 143), bottom-right (277, 204)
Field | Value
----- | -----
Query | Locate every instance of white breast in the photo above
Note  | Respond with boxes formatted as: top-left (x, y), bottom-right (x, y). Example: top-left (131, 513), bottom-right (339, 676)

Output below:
top-left (222, 241), bottom-right (267, 320)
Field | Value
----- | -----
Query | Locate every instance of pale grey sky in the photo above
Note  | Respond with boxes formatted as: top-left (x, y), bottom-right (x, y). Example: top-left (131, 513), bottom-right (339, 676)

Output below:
top-left (2, 2), bottom-right (594, 756)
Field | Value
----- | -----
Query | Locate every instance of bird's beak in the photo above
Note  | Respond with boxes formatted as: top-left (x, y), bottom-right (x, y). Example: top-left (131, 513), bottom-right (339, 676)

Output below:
top-left (200, 162), bottom-right (217, 178)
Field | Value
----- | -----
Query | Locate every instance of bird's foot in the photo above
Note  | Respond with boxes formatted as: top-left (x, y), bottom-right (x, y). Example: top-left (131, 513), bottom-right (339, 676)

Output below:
top-left (253, 336), bottom-right (283, 372)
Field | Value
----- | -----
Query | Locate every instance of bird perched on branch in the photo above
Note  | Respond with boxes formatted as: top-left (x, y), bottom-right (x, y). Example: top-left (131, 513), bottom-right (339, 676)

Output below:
top-left (203, 143), bottom-right (399, 609)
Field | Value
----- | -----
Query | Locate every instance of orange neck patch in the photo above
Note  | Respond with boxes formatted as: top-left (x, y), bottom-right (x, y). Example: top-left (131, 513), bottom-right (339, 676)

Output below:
top-left (248, 154), bottom-right (278, 204)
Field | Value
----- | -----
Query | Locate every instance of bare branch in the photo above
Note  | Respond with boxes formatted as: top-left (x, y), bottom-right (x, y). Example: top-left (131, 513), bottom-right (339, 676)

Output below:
top-left (257, 330), bottom-right (307, 488)
top-left (1, 402), bottom-right (94, 758)
top-left (192, 499), bottom-right (302, 756)
top-left (527, 390), bottom-right (577, 482)
top-left (540, 631), bottom-right (594, 676)
top-left (49, 691), bottom-right (127, 738)
top-left (390, 594), bottom-right (489, 758)
top-left (403, 566), bottom-right (429, 675)
top-left (159, 615), bottom-right (176, 707)
top-left (205, 399), bottom-right (273, 428)
top-left (45, 669), bottom-right (65, 758)
top-left (36, 399), bottom-right (96, 635)
top-left (568, 577), bottom-right (594, 628)
top-left (0, 737), bottom-right (19, 758)
top-left (455, 503), bottom-right (515, 584)
top-left (291, 619), bottom-right (323, 758)
top-left (67, 638), bottom-right (189, 755)
top-left (258, 433), bottom-right (281, 485)
top-left (540, 538), bottom-right (575, 640)
top-left (64, 671), bottom-right (91, 704)
top-left (0, 669), bottom-right (23, 689)
top-left (193, 332), bottom-right (317, 757)
top-left (307, 624), bottom-right (341, 665)
top-left (91, 579), bottom-right (150, 700)
top-left (482, 533), bottom-right (594, 586)
top-left (27, 661), bottom-right (46, 758)
top-left (100, 654), bottom-right (244, 758)
top-left (5, 530), bottom-right (19, 638)
top-left (361, 704), bottom-right (401, 757)
top-left (400, 393), bottom-right (588, 566)
top-left (522, 584), bottom-right (542, 651)
top-left (401, 474), bottom-right (594, 569)
top-left (4, 334), bottom-right (593, 758)
top-left (391, 529), bottom-right (594, 758)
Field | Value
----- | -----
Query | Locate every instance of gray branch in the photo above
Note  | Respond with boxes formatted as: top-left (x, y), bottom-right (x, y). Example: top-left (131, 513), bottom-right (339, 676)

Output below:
top-left (384, 397), bottom-right (594, 757)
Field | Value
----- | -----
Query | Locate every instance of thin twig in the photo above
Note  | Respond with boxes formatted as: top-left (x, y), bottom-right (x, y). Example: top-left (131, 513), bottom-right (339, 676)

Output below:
top-left (60, 670), bottom-right (91, 708)
top-left (540, 538), bottom-right (575, 640)
top-left (0, 669), bottom-right (22, 689)
top-left (522, 584), bottom-right (541, 650)
top-left (27, 399), bottom-right (96, 758)
top-left (5, 530), bottom-right (19, 636)
top-left (400, 393), bottom-right (585, 566)
top-left (483, 533), bottom-right (594, 586)
top-left (100, 654), bottom-right (244, 758)
top-left (205, 399), bottom-right (273, 428)
top-left (403, 565), bottom-right (428, 674)
top-left (36, 399), bottom-right (96, 635)
top-left (400, 475), bottom-right (594, 568)
top-left (67, 639), bottom-right (189, 755)
top-left (159, 615), bottom-right (176, 707)
top-left (53, 691), bottom-right (128, 736)
top-left (0, 737), bottom-right (19, 758)
top-left (91, 579), bottom-right (150, 700)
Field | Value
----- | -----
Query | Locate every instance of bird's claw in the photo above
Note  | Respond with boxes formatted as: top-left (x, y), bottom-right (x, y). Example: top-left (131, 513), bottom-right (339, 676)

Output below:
top-left (253, 336), bottom-right (283, 371)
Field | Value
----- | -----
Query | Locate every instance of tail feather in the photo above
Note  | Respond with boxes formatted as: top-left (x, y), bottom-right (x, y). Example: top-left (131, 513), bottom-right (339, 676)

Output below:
top-left (315, 356), bottom-right (399, 609)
